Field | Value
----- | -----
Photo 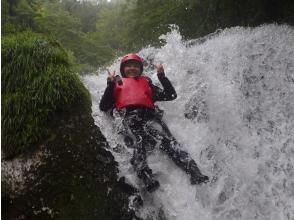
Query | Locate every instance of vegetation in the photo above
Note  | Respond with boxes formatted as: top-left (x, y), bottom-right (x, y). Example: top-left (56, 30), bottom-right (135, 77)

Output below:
top-left (1, 31), bottom-right (91, 157)
top-left (2, 0), bottom-right (294, 71)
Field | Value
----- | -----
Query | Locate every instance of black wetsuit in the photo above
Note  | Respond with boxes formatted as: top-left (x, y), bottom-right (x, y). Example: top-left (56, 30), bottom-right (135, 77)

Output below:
top-left (99, 75), bottom-right (208, 191)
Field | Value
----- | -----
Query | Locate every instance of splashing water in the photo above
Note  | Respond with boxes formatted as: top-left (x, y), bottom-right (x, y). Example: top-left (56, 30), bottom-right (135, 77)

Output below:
top-left (83, 24), bottom-right (294, 220)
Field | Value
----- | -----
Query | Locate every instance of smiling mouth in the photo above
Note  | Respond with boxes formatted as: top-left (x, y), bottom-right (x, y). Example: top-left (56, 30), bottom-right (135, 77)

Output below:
top-left (127, 71), bottom-right (140, 75)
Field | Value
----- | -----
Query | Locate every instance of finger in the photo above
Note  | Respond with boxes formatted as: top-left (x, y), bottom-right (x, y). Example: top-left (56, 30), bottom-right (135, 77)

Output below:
top-left (157, 63), bottom-right (163, 68)
top-left (107, 69), bottom-right (111, 75)
top-left (157, 66), bottom-right (163, 71)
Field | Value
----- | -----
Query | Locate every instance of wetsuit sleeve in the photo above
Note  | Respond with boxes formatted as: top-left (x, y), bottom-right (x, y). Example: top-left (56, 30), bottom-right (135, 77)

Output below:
top-left (148, 75), bottom-right (177, 102)
top-left (99, 81), bottom-right (115, 112)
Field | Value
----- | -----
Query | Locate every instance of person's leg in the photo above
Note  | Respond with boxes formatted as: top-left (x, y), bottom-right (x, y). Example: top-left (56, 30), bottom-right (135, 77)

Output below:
top-left (124, 114), bottom-right (160, 192)
top-left (161, 136), bottom-right (209, 184)
top-left (147, 117), bottom-right (209, 184)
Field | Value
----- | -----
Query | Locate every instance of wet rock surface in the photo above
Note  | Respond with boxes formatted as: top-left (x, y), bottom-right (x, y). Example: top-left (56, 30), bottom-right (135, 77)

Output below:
top-left (2, 111), bottom-right (139, 220)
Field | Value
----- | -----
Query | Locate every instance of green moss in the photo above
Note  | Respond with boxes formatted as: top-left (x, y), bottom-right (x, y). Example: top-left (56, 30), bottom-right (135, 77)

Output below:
top-left (1, 31), bottom-right (91, 157)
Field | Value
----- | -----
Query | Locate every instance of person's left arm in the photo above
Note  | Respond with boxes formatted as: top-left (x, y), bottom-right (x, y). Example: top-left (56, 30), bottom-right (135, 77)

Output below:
top-left (150, 64), bottom-right (177, 102)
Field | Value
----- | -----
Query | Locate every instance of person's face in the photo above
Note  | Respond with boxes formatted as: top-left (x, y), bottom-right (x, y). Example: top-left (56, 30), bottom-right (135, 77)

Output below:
top-left (123, 60), bottom-right (141, 77)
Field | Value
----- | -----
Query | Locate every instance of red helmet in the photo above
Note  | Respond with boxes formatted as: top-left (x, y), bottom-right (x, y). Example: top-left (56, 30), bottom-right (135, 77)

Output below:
top-left (120, 53), bottom-right (143, 76)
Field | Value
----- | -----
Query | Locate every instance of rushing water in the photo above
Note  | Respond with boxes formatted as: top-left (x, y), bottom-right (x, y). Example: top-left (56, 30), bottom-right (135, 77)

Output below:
top-left (83, 24), bottom-right (294, 220)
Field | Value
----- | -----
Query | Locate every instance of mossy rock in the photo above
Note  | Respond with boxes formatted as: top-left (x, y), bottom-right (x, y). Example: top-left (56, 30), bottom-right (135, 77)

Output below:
top-left (1, 31), bottom-right (91, 158)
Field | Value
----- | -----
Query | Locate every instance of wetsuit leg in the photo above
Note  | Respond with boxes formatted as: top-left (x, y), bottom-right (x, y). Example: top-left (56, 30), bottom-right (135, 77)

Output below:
top-left (123, 114), bottom-right (160, 192)
top-left (146, 117), bottom-right (209, 184)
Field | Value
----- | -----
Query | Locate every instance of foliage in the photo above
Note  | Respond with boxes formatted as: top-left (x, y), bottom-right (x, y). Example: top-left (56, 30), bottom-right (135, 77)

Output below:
top-left (91, 0), bottom-right (294, 54)
top-left (2, 0), bottom-right (293, 72)
top-left (1, 0), bottom-right (41, 34)
top-left (1, 31), bottom-right (91, 157)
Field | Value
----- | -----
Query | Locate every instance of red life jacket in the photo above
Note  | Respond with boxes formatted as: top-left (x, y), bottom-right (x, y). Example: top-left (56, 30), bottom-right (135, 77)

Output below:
top-left (114, 76), bottom-right (155, 110)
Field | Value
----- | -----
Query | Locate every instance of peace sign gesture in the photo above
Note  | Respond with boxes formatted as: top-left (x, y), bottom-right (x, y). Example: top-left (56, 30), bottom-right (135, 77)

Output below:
top-left (155, 63), bottom-right (165, 77)
top-left (107, 69), bottom-right (115, 82)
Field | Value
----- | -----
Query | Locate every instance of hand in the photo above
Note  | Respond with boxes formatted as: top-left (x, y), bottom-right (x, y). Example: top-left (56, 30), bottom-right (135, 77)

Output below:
top-left (107, 69), bottom-right (115, 82)
top-left (155, 64), bottom-right (165, 77)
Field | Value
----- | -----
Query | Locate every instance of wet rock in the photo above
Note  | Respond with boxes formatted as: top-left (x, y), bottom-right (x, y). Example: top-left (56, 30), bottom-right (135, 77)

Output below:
top-left (217, 176), bottom-right (236, 205)
top-left (2, 111), bottom-right (139, 220)
top-left (218, 209), bottom-right (242, 220)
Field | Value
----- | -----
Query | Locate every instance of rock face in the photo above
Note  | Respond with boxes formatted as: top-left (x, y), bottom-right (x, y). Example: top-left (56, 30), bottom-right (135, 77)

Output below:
top-left (2, 111), bottom-right (139, 220)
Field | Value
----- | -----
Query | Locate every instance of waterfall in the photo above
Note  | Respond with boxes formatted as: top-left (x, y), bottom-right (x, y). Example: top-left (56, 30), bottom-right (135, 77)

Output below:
top-left (83, 24), bottom-right (294, 220)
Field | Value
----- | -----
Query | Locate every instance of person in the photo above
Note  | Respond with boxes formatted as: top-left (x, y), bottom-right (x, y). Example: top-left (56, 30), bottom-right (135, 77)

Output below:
top-left (99, 53), bottom-right (209, 192)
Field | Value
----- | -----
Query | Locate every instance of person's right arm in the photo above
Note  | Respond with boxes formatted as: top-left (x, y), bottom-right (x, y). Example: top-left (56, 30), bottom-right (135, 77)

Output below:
top-left (99, 71), bottom-right (116, 112)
